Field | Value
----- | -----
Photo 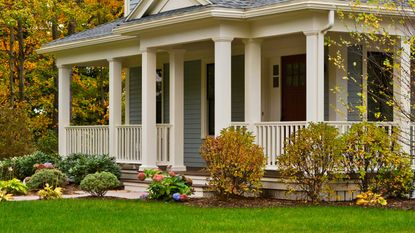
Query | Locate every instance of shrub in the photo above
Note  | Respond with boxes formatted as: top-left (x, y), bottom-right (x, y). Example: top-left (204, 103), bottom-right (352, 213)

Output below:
top-left (59, 154), bottom-right (121, 184)
top-left (26, 169), bottom-right (67, 190)
top-left (342, 122), bottom-right (414, 197)
top-left (0, 106), bottom-right (35, 159)
top-left (356, 191), bottom-right (387, 206)
top-left (0, 190), bottom-right (13, 202)
top-left (200, 127), bottom-right (266, 199)
top-left (38, 184), bottom-right (62, 200)
top-left (0, 178), bottom-right (28, 195)
top-left (80, 172), bottom-right (120, 197)
top-left (138, 168), bottom-right (193, 201)
top-left (0, 151), bottom-right (61, 181)
top-left (277, 123), bottom-right (344, 203)
top-left (36, 130), bottom-right (58, 156)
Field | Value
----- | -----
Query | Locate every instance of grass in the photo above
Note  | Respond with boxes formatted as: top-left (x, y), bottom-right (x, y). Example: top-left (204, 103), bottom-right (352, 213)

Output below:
top-left (1, 199), bottom-right (415, 233)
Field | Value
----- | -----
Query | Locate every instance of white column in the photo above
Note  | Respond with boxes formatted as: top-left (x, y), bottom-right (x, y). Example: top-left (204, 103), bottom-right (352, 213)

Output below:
top-left (169, 50), bottom-right (186, 171)
top-left (58, 65), bottom-right (72, 156)
top-left (244, 39), bottom-right (262, 132)
top-left (140, 49), bottom-right (158, 170)
top-left (304, 31), bottom-right (325, 122)
top-left (108, 59), bottom-right (123, 159)
top-left (213, 37), bottom-right (233, 135)
top-left (398, 38), bottom-right (412, 156)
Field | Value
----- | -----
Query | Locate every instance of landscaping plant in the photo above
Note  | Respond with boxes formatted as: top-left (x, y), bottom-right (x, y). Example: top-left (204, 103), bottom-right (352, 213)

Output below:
top-left (0, 190), bottom-right (13, 202)
top-left (342, 122), bottom-right (414, 197)
top-left (59, 154), bottom-right (121, 184)
top-left (80, 172), bottom-right (120, 197)
top-left (26, 169), bottom-right (67, 190)
top-left (277, 123), bottom-right (344, 203)
top-left (356, 191), bottom-right (387, 207)
top-left (138, 168), bottom-right (193, 201)
top-left (0, 151), bottom-right (61, 181)
top-left (200, 127), bottom-right (266, 199)
top-left (0, 178), bottom-right (28, 195)
top-left (38, 184), bottom-right (63, 200)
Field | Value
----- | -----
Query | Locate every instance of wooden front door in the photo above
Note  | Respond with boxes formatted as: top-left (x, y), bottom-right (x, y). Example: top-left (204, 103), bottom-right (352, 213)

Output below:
top-left (281, 54), bottom-right (307, 121)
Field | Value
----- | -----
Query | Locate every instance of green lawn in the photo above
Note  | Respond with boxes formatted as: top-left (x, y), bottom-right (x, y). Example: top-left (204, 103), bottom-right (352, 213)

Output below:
top-left (1, 199), bottom-right (415, 233)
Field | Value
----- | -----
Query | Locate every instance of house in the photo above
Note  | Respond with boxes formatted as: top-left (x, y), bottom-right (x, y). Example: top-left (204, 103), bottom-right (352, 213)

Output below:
top-left (38, 0), bottom-right (414, 175)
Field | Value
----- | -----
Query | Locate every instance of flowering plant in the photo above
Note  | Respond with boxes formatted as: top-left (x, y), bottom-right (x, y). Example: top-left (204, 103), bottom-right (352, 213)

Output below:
top-left (138, 167), bottom-right (193, 201)
top-left (34, 163), bottom-right (55, 171)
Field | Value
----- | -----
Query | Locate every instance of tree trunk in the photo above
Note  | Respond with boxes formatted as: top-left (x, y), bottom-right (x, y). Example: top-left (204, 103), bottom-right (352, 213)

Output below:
top-left (7, 26), bottom-right (15, 106)
top-left (17, 19), bottom-right (25, 102)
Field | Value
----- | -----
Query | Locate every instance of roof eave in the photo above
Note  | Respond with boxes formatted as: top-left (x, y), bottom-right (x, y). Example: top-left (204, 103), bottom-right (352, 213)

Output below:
top-left (37, 35), bottom-right (136, 55)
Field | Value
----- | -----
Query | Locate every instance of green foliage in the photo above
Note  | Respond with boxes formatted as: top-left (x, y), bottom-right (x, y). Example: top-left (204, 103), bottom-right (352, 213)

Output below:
top-left (59, 154), bottom-right (121, 184)
top-left (0, 151), bottom-right (61, 181)
top-left (0, 106), bottom-right (35, 159)
top-left (356, 191), bottom-right (387, 206)
top-left (342, 122), bottom-right (414, 197)
top-left (200, 127), bottom-right (266, 199)
top-left (26, 169), bottom-right (67, 190)
top-left (80, 172), bottom-right (120, 197)
top-left (0, 190), bottom-right (13, 202)
top-left (38, 184), bottom-right (62, 200)
top-left (0, 178), bottom-right (28, 195)
top-left (139, 169), bottom-right (193, 201)
top-left (36, 130), bottom-right (58, 156)
top-left (278, 123), bottom-right (345, 203)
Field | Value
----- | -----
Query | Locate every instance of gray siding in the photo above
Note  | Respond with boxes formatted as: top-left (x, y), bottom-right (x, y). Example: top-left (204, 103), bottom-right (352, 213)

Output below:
top-left (184, 60), bottom-right (204, 167)
top-left (232, 55), bottom-right (245, 122)
top-left (324, 47), bottom-right (329, 121)
top-left (129, 67), bottom-right (142, 124)
top-left (347, 46), bottom-right (363, 121)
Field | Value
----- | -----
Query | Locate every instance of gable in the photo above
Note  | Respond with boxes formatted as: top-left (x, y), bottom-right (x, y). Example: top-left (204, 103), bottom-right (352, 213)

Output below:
top-left (127, 0), bottom-right (211, 21)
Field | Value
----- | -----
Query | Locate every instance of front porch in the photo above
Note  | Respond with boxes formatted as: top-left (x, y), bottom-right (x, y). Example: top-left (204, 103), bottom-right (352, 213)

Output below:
top-left (52, 11), bottom-right (414, 171)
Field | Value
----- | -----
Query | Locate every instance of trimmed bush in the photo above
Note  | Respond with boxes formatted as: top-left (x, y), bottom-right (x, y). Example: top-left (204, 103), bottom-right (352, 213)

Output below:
top-left (277, 123), bottom-right (344, 203)
top-left (0, 106), bottom-right (35, 159)
top-left (80, 172), bottom-right (120, 197)
top-left (26, 169), bottom-right (67, 190)
top-left (59, 154), bottom-right (121, 184)
top-left (342, 122), bottom-right (414, 197)
top-left (200, 127), bottom-right (266, 199)
top-left (0, 151), bottom-right (61, 181)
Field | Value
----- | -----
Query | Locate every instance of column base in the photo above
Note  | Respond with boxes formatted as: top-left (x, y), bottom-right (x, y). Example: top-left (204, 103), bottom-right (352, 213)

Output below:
top-left (170, 165), bottom-right (187, 172)
top-left (139, 165), bottom-right (159, 171)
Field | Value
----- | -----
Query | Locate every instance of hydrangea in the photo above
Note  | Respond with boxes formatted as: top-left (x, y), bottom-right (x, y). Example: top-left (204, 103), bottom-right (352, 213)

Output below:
top-left (153, 174), bottom-right (164, 182)
top-left (172, 193), bottom-right (181, 201)
top-left (140, 193), bottom-right (149, 200)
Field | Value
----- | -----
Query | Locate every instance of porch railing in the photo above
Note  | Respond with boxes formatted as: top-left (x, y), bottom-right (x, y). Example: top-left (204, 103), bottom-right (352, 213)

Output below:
top-left (156, 124), bottom-right (171, 165)
top-left (65, 126), bottom-right (109, 155)
top-left (116, 125), bottom-right (142, 164)
top-left (255, 122), bottom-right (307, 170)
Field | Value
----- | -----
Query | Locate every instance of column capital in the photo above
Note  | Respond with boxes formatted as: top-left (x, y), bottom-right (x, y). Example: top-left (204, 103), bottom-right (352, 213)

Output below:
top-left (242, 38), bottom-right (263, 45)
top-left (212, 37), bottom-right (234, 43)
top-left (303, 30), bottom-right (320, 36)
top-left (140, 47), bottom-right (157, 54)
top-left (56, 64), bottom-right (71, 69)
top-left (107, 58), bottom-right (121, 63)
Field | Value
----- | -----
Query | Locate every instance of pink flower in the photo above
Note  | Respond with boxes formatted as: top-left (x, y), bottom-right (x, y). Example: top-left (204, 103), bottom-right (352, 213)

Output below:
top-left (168, 171), bottom-right (176, 177)
top-left (180, 194), bottom-right (188, 201)
top-left (137, 172), bottom-right (146, 181)
top-left (153, 174), bottom-right (164, 182)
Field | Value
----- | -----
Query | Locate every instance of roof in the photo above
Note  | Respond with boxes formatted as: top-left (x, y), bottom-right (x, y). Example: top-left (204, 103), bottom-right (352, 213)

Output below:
top-left (41, 0), bottom-right (403, 49)
top-left (42, 0), bottom-right (294, 48)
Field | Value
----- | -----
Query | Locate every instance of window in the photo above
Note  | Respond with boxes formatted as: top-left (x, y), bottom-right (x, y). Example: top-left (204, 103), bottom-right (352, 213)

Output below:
top-left (207, 64), bottom-right (215, 136)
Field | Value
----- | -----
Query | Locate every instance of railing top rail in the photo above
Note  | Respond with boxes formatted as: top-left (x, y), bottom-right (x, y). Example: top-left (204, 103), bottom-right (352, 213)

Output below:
top-left (156, 124), bottom-right (172, 127)
top-left (255, 122), bottom-right (307, 126)
top-left (66, 125), bottom-right (109, 129)
top-left (116, 125), bottom-right (142, 128)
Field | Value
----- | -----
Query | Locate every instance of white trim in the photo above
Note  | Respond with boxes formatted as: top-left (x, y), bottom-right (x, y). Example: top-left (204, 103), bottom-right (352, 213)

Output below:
top-left (37, 35), bottom-right (136, 54)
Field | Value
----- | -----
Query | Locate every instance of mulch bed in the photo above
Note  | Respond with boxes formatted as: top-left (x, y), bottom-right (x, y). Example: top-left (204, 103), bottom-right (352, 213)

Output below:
top-left (184, 197), bottom-right (415, 210)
